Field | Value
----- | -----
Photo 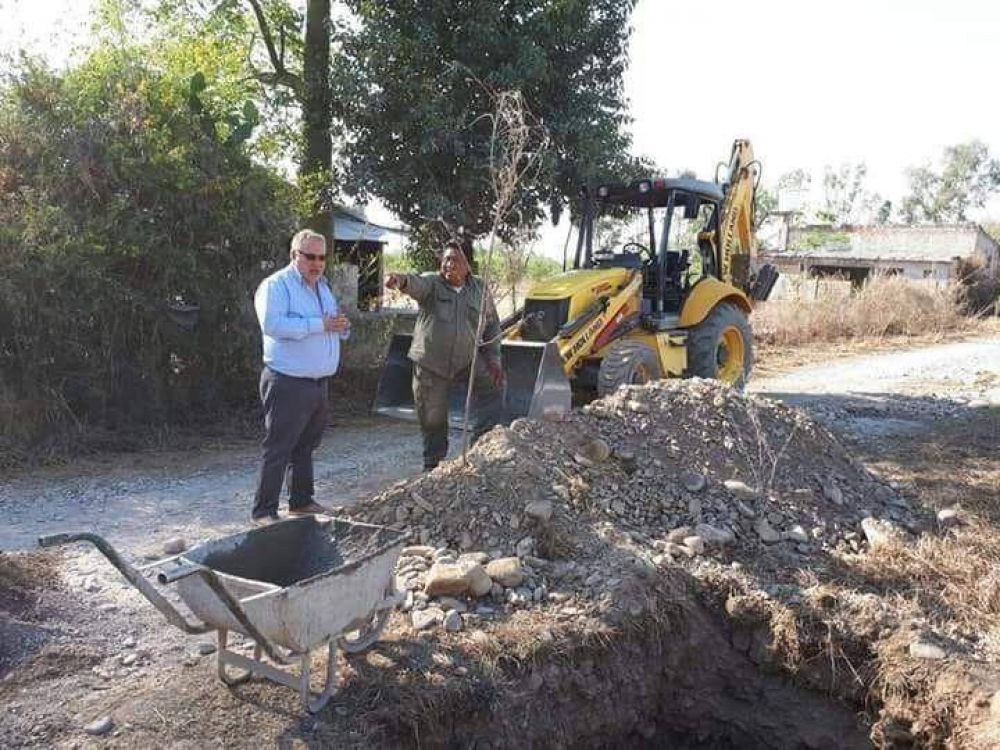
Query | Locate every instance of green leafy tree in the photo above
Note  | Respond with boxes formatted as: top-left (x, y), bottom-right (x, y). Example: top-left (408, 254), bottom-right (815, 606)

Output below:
top-left (817, 162), bottom-right (880, 225)
top-left (333, 0), bottom-right (640, 247)
top-left (900, 141), bottom-right (1000, 223)
top-left (0, 48), bottom-right (294, 450)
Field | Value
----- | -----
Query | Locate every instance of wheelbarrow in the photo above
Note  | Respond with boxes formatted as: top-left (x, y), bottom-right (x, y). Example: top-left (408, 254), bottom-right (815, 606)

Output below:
top-left (39, 515), bottom-right (409, 711)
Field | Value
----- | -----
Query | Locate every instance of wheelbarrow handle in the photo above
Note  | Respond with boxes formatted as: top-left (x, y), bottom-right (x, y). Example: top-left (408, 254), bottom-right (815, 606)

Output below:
top-left (36, 530), bottom-right (212, 636)
top-left (158, 562), bottom-right (204, 585)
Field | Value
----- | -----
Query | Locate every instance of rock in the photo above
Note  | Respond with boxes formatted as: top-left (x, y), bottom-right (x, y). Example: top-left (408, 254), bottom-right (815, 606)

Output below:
top-left (84, 716), bottom-right (114, 736)
top-left (459, 530), bottom-right (474, 550)
top-left (524, 499), bottom-right (554, 524)
top-left (687, 497), bottom-right (702, 520)
top-left (823, 480), bottom-right (844, 506)
top-left (459, 551), bottom-right (490, 565)
top-left (443, 610), bottom-right (464, 632)
top-left (680, 471), bottom-right (706, 493)
top-left (626, 400), bottom-right (649, 413)
top-left (909, 641), bottom-right (947, 660)
top-left (783, 525), bottom-right (809, 544)
top-left (754, 518), bottom-right (781, 544)
top-left (515, 536), bottom-right (535, 558)
top-left (411, 607), bottom-right (443, 631)
top-left (83, 576), bottom-right (102, 593)
top-left (736, 500), bottom-right (755, 518)
top-left (723, 480), bottom-right (757, 499)
top-left (485, 557), bottom-right (525, 588)
top-left (435, 597), bottom-right (468, 613)
top-left (666, 526), bottom-right (693, 544)
top-left (401, 545), bottom-right (435, 559)
top-left (410, 492), bottom-right (433, 513)
top-left (695, 523), bottom-right (735, 546)
top-left (196, 642), bottom-right (217, 656)
top-left (937, 508), bottom-right (962, 528)
top-left (425, 561), bottom-right (491, 597)
top-left (120, 652), bottom-right (138, 667)
top-left (582, 438), bottom-right (611, 462)
top-left (163, 537), bottom-right (187, 555)
top-left (861, 517), bottom-right (906, 549)
top-left (683, 536), bottom-right (706, 555)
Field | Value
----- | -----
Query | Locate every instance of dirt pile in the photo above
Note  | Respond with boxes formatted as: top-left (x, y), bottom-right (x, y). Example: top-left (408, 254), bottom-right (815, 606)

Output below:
top-left (352, 378), bottom-right (922, 618)
top-left (334, 379), bottom-right (939, 745)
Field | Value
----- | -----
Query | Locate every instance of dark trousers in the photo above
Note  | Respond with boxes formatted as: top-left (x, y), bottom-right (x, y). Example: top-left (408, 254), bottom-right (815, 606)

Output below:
top-left (413, 363), bottom-right (502, 470)
top-left (252, 367), bottom-right (328, 518)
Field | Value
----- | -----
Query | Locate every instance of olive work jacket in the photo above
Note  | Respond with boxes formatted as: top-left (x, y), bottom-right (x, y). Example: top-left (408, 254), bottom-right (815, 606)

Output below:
top-left (400, 272), bottom-right (502, 379)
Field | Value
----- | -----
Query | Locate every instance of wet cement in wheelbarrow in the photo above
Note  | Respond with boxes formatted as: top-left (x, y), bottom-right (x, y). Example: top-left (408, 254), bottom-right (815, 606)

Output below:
top-left (187, 517), bottom-right (398, 588)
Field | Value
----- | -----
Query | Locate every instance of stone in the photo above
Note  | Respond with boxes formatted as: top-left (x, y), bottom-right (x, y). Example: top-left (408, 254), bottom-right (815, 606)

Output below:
top-left (937, 508), bottom-right (961, 528)
top-left (695, 523), bottom-right (735, 546)
top-left (524, 499), bottom-right (554, 524)
top-left (443, 609), bottom-right (464, 632)
top-left (485, 557), bottom-right (525, 588)
top-left (681, 471), bottom-right (706, 493)
top-left (723, 480), bottom-right (757, 499)
top-left (515, 536), bottom-right (535, 558)
top-left (626, 400), bottom-right (650, 414)
top-left (425, 561), bottom-right (491, 597)
top-left (411, 607), bottom-right (443, 631)
top-left (754, 518), bottom-right (781, 544)
top-left (84, 716), bottom-right (114, 736)
top-left (162, 537), bottom-right (187, 555)
top-left (683, 536), bottom-right (706, 555)
top-left (823, 480), bottom-right (844, 506)
top-left (736, 501), bottom-right (755, 518)
top-left (783, 525), bottom-right (809, 544)
top-left (83, 576), bottom-right (102, 593)
top-left (436, 597), bottom-right (468, 613)
top-left (196, 642), bottom-right (217, 656)
top-left (909, 641), bottom-right (947, 660)
top-left (459, 531), bottom-right (474, 550)
top-left (582, 438), bottom-right (611, 463)
top-left (120, 652), bottom-right (138, 667)
top-left (401, 545), bottom-right (435, 559)
top-left (666, 526), bottom-right (693, 544)
top-left (409, 491), bottom-right (433, 513)
top-left (861, 517), bottom-right (906, 549)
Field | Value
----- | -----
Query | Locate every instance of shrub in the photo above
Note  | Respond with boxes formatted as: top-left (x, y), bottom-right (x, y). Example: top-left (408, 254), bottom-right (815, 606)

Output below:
top-left (0, 52), bottom-right (295, 457)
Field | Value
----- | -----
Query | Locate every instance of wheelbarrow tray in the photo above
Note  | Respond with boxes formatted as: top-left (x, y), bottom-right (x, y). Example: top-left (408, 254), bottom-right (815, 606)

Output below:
top-left (171, 516), bottom-right (405, 653)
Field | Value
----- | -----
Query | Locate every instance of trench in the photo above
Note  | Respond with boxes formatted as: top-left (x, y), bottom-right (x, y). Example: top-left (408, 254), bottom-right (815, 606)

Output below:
top-left (344, 572), bottom-right (869, 750)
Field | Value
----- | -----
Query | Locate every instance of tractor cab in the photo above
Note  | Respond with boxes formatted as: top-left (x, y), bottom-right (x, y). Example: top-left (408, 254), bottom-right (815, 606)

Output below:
top-left (577, 177), bottom-right (725, 326)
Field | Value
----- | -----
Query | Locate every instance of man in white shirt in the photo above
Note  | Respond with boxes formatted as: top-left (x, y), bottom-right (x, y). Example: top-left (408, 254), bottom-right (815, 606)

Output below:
top-left (251, 229), bottom-right (350, 524)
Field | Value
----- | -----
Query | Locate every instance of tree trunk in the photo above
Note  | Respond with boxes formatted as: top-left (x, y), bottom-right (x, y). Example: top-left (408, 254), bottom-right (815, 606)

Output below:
top-left (302, 0), bottom-right (333, 246)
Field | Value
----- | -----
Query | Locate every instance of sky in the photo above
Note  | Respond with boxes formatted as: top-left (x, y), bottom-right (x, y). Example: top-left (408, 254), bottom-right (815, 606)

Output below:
top-left (3, 0), bottom-right (999, 257)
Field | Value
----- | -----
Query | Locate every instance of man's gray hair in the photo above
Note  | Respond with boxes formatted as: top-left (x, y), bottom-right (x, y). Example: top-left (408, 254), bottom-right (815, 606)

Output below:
top-left (289, 229), bottom-right (327, 258)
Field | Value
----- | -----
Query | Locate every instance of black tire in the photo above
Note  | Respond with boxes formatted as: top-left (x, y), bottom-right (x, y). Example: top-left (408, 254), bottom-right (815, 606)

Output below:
top-left (597, 339), bottom-right (662, 396)
top-left (687, 302), bottom-right (754, 388)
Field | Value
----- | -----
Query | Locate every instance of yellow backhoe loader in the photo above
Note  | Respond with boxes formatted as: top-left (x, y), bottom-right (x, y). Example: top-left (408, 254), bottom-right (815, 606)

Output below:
top-left (374, 139), bottom-right (778, 423)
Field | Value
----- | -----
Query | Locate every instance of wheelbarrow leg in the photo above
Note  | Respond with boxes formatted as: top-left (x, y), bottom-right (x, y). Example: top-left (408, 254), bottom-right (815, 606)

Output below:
top-left (217, 629), bottom-right (262, 687)
top-left (300, 642), bottom-right (340, 713)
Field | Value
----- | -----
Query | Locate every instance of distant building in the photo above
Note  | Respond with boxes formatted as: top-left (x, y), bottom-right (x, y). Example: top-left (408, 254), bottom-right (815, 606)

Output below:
top-left (761, 224), bottom-right (1000, 287)
top-left (331, 205), bottom-right (408, 309)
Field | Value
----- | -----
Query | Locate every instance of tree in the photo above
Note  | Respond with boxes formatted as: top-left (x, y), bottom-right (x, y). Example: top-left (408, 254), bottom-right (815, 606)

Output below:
top-left (333, 0), bottom-right (640, 248)
top-left (147, 0), bottom-right (335, 240)
top-left (817, 162), bottom-right (880, 225)
top-left (900, 141), bottom-right (1000, 224)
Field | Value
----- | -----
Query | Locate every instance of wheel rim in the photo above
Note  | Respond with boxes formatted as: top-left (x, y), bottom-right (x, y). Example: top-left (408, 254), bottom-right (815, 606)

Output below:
top-left (716, 325), bottom-right (746, 384)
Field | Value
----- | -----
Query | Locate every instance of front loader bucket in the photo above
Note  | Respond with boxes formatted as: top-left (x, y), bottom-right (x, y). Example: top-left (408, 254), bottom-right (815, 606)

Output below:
top-left (372, 333), bottom-right (470, 427)
top-left (501, 340), bottom-right (572, 420)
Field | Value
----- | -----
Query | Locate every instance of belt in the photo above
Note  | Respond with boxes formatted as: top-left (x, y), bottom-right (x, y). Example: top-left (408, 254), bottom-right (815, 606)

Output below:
top-left (266, 366), bottom-right (328, 384)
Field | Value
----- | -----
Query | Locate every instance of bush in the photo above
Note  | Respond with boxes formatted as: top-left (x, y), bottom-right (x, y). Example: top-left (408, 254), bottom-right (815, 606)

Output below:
top-left (0, 52), bottom-right (295, 458)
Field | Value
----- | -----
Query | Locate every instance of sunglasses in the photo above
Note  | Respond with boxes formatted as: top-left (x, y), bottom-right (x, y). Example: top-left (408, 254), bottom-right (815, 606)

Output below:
top-left (299, 252), bottom-right (327, 262)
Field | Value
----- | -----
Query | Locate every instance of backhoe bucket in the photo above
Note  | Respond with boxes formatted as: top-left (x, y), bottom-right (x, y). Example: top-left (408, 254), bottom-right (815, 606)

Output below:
top-left (372, 333), bottom-right (474, 427)
top-left (501, 340), bottom-right (572, 420)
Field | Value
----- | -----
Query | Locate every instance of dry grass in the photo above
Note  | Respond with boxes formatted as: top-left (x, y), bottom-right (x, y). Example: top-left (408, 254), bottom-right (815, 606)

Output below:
top-left (754, 275), bottom-right (971, 346)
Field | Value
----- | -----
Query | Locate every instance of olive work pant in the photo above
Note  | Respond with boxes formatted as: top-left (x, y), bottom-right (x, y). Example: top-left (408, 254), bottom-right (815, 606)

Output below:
top-left (252, 367), bottom-right (328, 519)
top-left (412, 363), bottom-right (503, 470)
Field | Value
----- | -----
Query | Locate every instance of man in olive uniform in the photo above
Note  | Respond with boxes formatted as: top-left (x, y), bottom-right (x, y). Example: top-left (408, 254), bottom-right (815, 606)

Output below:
top-left (385, 242), bottom-right (504, 470)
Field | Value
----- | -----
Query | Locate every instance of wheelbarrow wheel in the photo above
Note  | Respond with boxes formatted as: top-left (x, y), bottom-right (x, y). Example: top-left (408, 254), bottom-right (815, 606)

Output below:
top-left (337, 586), bottom-right (394, 654)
